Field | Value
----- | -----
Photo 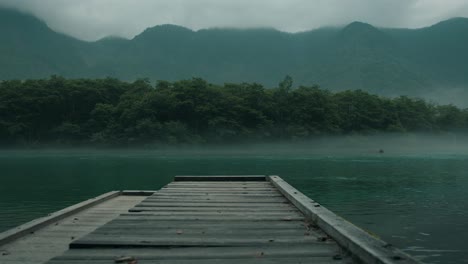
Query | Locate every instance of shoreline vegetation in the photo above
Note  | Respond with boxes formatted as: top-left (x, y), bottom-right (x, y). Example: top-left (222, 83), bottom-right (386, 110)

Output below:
top-left (1, 76), bottom-right (467, 147)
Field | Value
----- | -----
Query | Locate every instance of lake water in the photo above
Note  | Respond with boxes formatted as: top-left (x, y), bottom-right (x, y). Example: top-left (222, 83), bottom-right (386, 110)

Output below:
top-left (0, 148), bottom-right (467, 263)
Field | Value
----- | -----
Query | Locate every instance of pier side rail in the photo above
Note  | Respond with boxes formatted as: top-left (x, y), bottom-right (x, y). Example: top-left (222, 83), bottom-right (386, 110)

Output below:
top-left (269, 175), bottom-right (422, 264)
top-left (0, 190), bottom-right (155, 246)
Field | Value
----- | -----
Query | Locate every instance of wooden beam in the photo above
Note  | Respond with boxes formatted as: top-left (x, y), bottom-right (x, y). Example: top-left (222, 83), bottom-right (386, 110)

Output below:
top-left (174, 175), bottom-right (267, 182)
top-left (121, 190), bottom-right (157, 196)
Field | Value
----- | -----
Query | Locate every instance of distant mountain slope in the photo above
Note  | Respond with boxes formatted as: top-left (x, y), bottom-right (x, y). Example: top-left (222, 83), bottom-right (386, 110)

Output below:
top-left (0, 8), bottom-right (90, 79)
top-left (1, 7), bottom-right (468, 100)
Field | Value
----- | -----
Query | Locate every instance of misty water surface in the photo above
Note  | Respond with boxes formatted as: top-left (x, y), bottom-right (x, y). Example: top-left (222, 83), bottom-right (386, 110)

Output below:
top-left (0, 137), bottom-right (467, 263)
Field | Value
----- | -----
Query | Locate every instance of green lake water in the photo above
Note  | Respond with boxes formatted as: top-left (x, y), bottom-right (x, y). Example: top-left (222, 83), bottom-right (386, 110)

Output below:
top-left (0, 149), bottom-right (467, 263)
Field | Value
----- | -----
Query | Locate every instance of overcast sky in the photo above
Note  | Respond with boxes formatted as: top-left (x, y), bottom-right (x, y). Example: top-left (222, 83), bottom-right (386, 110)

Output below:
top-left (1, 0), bottom-right (468, 41)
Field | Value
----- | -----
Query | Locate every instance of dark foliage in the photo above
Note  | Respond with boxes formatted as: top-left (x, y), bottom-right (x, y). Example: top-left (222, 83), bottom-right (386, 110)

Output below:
top-left (1, 76), bottom-right (467, 147)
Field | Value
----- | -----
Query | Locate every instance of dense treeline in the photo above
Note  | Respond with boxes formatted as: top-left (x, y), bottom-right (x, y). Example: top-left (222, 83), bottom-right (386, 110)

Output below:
top-left (0, 76), bottom-right (467, 146)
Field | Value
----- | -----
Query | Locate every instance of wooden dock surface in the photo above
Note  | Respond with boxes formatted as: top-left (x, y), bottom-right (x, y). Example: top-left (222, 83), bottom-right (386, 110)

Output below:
top-left (44, 176), bottom-right (421, 264)
top-left (48, 176), bottom-right (350, 263)
top-left (0, 194), bottom-right (147, 264)
top-left (1, 175), bottom-right (422, 264)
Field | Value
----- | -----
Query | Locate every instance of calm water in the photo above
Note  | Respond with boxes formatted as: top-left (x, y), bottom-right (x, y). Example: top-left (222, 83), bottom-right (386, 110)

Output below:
top-left (0, 149), bottom-right (467, 263)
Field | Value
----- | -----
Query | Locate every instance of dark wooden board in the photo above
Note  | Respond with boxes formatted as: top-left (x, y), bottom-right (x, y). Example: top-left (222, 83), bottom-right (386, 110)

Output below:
top-left (48, 257), bottom-right (347, 264)
top-left (174, 175), bottom-right (267, 181)
top-left (164, 186), bottom-right (275, 190)
top-left (157, 190), bottom-right (280, 194)
top-left (50, 244), bottom-right (341, 258)
top-left (144, 196), bottom-right (288, 202)
top-left (148, 193), bottom-right (284, 197)
top-left (70, 237), bottom-right (331, 248)
top-left (103, 220), bottom-right (311, 229)
top-left (115, 215), bottom-right (305, 221)
top-left (135, 202), bottom-right (292, 207)
top-left (129, 207), bottom-right (298, 212)
top-left (141, 197), bottom-right (288, 203)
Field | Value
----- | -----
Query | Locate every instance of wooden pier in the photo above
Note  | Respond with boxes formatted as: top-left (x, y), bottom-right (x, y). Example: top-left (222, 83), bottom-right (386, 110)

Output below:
top-left (0, 175), bottom-right (422, 264)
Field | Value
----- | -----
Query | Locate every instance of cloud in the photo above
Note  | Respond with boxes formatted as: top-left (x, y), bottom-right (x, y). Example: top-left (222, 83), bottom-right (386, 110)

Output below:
top-left (1, 0), bottom-right (468, 41)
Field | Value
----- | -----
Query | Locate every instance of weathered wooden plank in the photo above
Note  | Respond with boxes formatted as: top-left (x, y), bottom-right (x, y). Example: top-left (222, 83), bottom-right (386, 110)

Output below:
top-left (47, 257), bottom-right (347, 264)
top-left (149, 193), bottom-right (284, 197)
top-left (1, 261), bottom-right (45, 264)
top-left (164, 185), bottom-right (275, 189)
top-left (95, 227), bottom-right (307, 233)
top-left (154, 193), bottom-right (282, 197)
top-left (121, 210), bottom-right (303, 219)
top-left (166, 183), bottom-right (273, 187)
top-left (164, 186), bottom-right (275, 190)
top-left (50, 244), bottom-right (341, 259)
top-left (0, 191), bottom-right (120, 246)
top-left (168, 181), bottom-right (272, 184)
top-left (142, 197), bottom-right (288, 203)
top-left (174, 175), bottom-right (266, 181)
top-left (158, 189), bottom-right (279, 195)
top-left (134, 202), bottom-right (292, 207)
top-left (103, 220), bottom-right (310, 229)
top-left (129, 207), bottom-right (297, 212)
top-left (145, 195), bottom-right (288, 201)
top-left (158, 188), bottom-right (278, 194)
top-left (124, 211), bottom-right (303, 217)
top-left (268, 175), bottom-right (421, 264)
top-left (89, 230), bottom-right (318, 239)
top-left (121, 190), bottom-right (157, 196)
top-left (117, 214), bottom-right (305, 221)
top-left (70, 237), bottom-right (329, 248)
top-left (0, 195), bottom-right (147, 264)
top-left (80, 234), bottom-right (319, 241)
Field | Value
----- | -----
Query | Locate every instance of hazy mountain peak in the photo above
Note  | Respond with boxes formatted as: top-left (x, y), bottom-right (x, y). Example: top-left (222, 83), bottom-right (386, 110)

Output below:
top-left (439, 17), bottom-right (468, 24)
top-left (0, 7), bottom-right (48, 31)
top-left (341, 21), bottom-right (381, 35)
top-left (337, 21), bottom-right (391, 48)
top-left (429, 17), bottom-right (468, 30)
top-left (140, 24), bottom-right (193, 35)
top-left (133, 24), bottom-right (194, 42)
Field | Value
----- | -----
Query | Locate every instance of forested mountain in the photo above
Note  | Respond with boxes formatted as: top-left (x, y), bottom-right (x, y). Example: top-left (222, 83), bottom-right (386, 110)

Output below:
top-left (0, 8), bottom-right (88, 79)
top-left (1, 7), bottom-right (468, 101)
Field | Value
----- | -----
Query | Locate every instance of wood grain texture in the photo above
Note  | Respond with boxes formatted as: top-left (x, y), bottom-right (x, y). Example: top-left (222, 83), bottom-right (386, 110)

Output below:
top-left (48, 176), bottom-right (352, 264)
top-left (174, 175), bottom-right (267, 181)
top-left (0, 195), bottom-right (146, 264)
top-left (0, 191), bottom-right (121, 246)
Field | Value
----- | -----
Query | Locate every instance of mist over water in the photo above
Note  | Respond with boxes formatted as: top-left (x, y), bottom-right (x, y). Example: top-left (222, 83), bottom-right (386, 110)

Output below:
top-left (220, 133), bottom-right (468, 157)
top-left (1, 134), bottom-right (467, 263)
top-left (107, 133), bottom-right (468, 157)
top-left (3, 133), bottom-right (468, 158)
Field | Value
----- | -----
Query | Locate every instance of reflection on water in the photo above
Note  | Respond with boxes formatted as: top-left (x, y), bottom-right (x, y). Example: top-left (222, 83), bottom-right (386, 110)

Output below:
top-left (0, 150), bottom-right (467, 263)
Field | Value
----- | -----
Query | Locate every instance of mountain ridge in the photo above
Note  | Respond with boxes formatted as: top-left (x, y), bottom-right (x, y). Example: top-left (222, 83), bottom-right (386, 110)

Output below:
top-left (1, 7), bottom-right (468, 104)
top-left (2, 7), bottom-right (465, 41)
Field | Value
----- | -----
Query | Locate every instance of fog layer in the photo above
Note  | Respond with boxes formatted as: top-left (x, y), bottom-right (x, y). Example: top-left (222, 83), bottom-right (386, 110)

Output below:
top-left (1, 0), bottom-right (468, 40)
